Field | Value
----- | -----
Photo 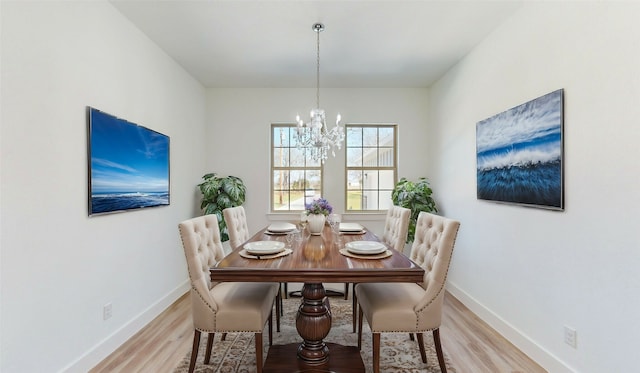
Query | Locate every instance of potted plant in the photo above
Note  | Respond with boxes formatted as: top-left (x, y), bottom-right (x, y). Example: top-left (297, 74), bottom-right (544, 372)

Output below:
top-left (304, 198), bottom-right (333, 235)
top-left (198, 173), bottom-right (246, 242)
top-left (391, 177), bottom-right (438, 243)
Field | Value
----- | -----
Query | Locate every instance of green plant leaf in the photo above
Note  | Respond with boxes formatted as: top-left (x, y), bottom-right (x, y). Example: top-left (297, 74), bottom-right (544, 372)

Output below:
top-left (198, 173), bottom-right (247, 242)
top-left (392, 176), bottom-right (438, 243)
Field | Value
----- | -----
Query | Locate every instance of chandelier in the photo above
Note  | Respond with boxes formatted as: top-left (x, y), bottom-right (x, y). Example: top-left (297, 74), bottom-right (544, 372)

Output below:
top-left (295, 23), bottom-right (344, 163)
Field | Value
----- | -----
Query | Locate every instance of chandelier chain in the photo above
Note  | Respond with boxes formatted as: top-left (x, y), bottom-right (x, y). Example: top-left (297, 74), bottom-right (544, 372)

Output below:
top-left (316, 26), bottom-right (320, 110)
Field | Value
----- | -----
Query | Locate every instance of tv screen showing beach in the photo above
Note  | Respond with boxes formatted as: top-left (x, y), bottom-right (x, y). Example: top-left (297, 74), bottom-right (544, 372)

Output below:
top-left (88, 107), bottom-right (170, 215)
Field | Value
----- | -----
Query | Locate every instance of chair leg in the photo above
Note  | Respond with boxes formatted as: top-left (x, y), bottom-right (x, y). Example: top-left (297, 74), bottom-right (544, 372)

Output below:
top-left (416, 332), bottom-right (427, 363)
top-left (409, 333), bottom-right (415, 341)
top-left (352, 285), bottom-right (358, 333)
top-left (279, 284), bottom-right (284, 314)
top-left (188, 330), bottom-right (201, 373)
top-left (373, 333), bottom-right (381, 373)
top-left (204, 332), bottom-right (215, 364)
top-left (268, 311), bottom-right (273, 346)
top-left (275, 292), bottom-right (281, 332)
top-left (357, 305), bottom-right (364, 350)
top-left (283, 282), bottom-right (288, 299)
top-left (344, 282), bottom-right (349, 300)
top-left (433, 328), bottom-right (447, 373)
top-left (221, 332), bottom-right (227, 341)
top-left (255, 332), bottom-right (263, 373)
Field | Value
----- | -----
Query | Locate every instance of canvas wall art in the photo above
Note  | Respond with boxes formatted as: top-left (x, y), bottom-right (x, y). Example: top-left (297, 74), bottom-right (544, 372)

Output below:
top-left (476, 89), bottom-right (564, 210)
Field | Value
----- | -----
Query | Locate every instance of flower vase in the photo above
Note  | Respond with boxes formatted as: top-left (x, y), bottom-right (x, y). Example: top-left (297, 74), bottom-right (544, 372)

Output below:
top-left (307, 214), bottom-right (326, 235)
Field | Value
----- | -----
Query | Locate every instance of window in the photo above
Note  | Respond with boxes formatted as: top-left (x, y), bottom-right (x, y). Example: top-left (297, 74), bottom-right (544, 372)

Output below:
top-left (271, 125), bottom-right (322, 212)
top-left (346, 125), bottom-right (397, 211)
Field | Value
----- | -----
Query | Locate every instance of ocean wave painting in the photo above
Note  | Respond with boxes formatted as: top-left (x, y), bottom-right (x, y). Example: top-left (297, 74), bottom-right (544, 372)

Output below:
top-left (476, 90), bottom-right (564, 210)
top-left (88, 108), bottom-right (170, 215)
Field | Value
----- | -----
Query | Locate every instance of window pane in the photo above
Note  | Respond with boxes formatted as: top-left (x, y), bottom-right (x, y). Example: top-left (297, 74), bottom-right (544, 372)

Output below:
top-left (273, 170), bottom-right (290, 189)
top-left (306, 169), bottom-right (321, 189)
top-left (347, 148), bottom-right (362, 167)
top-left (273, 147), bottom-right (289, 167)
top-left (347, 170), bottom-right (362, 190)
top-left (378, 147), bottom-right (393, 167)
top-left (273, 190), bottom-right (290, 210)
top-left (290, 190), bottom-right (306, 210)
top-left (347, 127), bottom-right (362, 147)
top-left (379, 191), bottom-right (392, 209)
top-left (363, 127), bottom-right (378, 146)
top-left (363, 171), bottom-right (378, 190)
top-left (273, 127), bottom-right (288, 147)
top-left (379, 127), bottom-right (393, 146)
top-left (379, 170), bottom-right (395, 189)
top-left (290, 170), bottom-right (305, 190)
top-left (347, 191), bottom-right (363, 211)
top-left (361, 190), bottom-right (379, 210)
top-left (290, 147), bottom-right (305, 167)
top-left (362, 147), bottom-right (378, 167)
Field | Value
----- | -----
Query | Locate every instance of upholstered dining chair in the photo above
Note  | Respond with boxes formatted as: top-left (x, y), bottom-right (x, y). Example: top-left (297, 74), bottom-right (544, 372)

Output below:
top-left (356, 211), bottom-right (460, 373)
top-left (223, 206), bottom-right (284, 325)
top-left (178, 215), bottom-right (280, 373)
top-left (349, 205), bottom-right (411, 331)
top-left (223, 205), bottom-right (250, 251)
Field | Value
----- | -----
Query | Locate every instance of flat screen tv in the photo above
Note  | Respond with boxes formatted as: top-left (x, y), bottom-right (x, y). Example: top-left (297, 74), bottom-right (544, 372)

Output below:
top-left (87, 107), bottom-right (170, 216)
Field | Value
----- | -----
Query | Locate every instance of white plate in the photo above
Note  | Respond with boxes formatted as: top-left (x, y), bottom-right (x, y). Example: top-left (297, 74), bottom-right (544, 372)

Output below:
top-left (267, 222), bottom-right (297, 233)
top-left (244, 241), bottom-right (286, 255)
top-left (341, 229), bottom-right (366, 235)
top-left (339, 223), bottom-right (364, 232)
top-left (345, 241), bottom-right (387, 255)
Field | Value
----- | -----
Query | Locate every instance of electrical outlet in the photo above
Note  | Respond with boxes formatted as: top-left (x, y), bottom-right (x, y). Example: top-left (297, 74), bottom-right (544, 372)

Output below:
top-left (103, 303), bottom-right (113, 320)
top-left (564, 326), bottom-right (577, 348)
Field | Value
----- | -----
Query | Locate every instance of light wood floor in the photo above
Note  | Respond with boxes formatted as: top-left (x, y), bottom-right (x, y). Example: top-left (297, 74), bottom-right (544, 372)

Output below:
top-left (90, 291), bottom-right (546, 373)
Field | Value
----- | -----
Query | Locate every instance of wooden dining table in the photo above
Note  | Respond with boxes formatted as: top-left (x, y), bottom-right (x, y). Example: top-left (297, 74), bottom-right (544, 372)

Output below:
top-left (210, 223), bottom-right (424, 373)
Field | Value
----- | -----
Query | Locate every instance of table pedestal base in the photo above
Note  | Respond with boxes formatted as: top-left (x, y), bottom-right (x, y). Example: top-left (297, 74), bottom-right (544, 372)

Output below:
top-left (263, 343), bottom-right (366, 373)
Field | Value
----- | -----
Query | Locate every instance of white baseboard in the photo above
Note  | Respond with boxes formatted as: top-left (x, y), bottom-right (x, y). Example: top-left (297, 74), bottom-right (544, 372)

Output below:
top-left (446, 282), bottom-right (574, 373)
top-left (60, 279), bottom-right (190, 373)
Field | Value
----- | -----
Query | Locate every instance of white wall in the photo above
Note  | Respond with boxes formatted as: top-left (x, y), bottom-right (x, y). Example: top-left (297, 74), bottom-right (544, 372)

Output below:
top-left (206, 87), bottom-right (429, 235)
top-left (0, 2), bottom-right (206, 372)
top-left (429, 3), bottom-right (640, 372)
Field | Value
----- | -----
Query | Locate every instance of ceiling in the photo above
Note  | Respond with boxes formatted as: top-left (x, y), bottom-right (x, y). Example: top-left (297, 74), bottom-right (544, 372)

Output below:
top-left (109, 1), bottom-right (523, 88)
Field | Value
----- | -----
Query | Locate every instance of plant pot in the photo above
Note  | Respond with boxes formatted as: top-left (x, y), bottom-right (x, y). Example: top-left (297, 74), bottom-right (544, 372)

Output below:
top-left (307, 214), bottom-right (326, 235)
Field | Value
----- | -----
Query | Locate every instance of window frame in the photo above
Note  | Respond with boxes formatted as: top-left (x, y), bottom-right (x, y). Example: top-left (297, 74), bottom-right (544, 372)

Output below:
top-left (270, 124), bottom-right (324, 212)
top-left (344, 124), bottom-right (398, 212)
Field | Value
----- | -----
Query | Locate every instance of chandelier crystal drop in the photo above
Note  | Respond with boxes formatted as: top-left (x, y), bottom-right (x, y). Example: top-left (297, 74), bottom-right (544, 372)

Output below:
top-left (294, 23), bottom-right (344, 163)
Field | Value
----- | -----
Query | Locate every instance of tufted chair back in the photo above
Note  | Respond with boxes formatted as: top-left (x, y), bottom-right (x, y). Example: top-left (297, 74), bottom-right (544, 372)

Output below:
top-left (223, 206), bottom-right (250, 250)
top-left (409, 211), bottom-right (460, 329)
top-left (381, 205), bottom-right (411, 251)
top-left (178, 215), bottom-right (227, 330)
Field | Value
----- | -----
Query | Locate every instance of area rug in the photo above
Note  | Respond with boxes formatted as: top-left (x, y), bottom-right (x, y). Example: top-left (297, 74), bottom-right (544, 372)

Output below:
top-left (175, 298), bottom-right (455, 373)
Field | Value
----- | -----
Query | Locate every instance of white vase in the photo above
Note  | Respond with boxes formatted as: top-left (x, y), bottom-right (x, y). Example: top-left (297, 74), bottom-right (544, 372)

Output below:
top-left (307, 214), bottom-right (326, 235)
